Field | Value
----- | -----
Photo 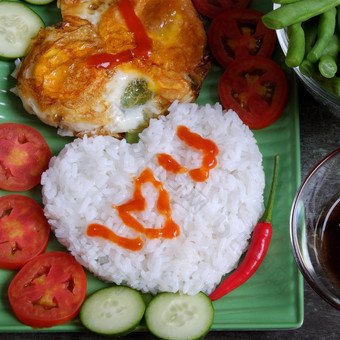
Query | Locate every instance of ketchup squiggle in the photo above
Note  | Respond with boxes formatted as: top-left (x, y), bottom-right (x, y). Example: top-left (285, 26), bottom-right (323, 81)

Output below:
top-left (87, 0), bottom-right (152, 69)
top-left (87, 125), bottom-right (219, 251)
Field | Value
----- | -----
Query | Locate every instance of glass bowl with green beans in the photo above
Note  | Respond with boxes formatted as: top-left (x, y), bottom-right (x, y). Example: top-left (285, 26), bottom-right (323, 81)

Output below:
top-left (263, 1), bottom-right (340, 116)
top-left (290, 149), bottom-right (340, 310)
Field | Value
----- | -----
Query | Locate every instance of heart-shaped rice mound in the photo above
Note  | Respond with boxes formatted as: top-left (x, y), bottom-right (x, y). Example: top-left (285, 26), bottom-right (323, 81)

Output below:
top-left (41, 102), bottom-right (265, 295)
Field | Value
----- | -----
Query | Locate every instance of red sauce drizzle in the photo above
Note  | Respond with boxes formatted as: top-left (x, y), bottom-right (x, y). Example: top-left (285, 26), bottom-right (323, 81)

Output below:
top-left (87, 168), bottom-right (180, 251)
top-left (87, 126), bottom-right (218, 251)
top-left (87, 0), bottom-right (152, 69)
top-left (178, 125), bottom-right (219, 182)
top-left (87, 223), bottom-right (143, 251)
top-left (118, 0), bottom-right (152, 59)
top-left (115, 168), bottom-right (180, 239)
top-left (157, 154), bottom-right (188, 174)
top-left (158, 126), bottom-right (219, 182)
top-left (87, 50), bottom-right (133, 69)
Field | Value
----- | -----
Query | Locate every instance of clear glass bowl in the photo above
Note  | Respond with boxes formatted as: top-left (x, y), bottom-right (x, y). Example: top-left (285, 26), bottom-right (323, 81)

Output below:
top-left (274, 4), bottom-right (340, 116)
top-left (290, 149), bottom-right (340, 309)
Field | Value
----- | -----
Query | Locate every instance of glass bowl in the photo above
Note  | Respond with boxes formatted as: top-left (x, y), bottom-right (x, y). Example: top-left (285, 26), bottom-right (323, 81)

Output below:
top-left (274, 4), bottom-right (340, 116)
top-left (290, 148), bottom-right (340, 310)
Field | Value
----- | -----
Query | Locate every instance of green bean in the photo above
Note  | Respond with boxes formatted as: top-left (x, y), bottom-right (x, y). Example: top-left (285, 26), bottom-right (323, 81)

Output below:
top-left (303, 18), bottom-right (318, 53)
top-left (262, 0), bottom-right (340, 30)
top-left (316, 76), bottom-right (340, 96)
top-left (299, 59), bottom-right (316, 77)
top-left (285, 23), bottom-right (305, 67)
top-left (329, 77), bottom-right (340, 96)
top-left (319, 55), bottom-right (338, 78)
top-left (318, 33), bottom-right (340, 78)
top-left (337, 6), bottom-right (340, 31)
top-left (321, 33), bottom-right (340, 60)
top-left (307, 7), bottom-right (337, 63)
top-left (297, 18), bottom-right (318, 77)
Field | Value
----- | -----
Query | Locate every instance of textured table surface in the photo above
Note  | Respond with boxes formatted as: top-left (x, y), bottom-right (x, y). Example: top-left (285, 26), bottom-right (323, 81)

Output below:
top-left (3, 83), bottom-right (340, 340)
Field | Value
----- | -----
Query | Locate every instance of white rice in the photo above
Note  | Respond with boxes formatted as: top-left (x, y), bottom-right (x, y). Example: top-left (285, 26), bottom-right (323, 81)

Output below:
top-left (41, 101), bottom-right (265, 295)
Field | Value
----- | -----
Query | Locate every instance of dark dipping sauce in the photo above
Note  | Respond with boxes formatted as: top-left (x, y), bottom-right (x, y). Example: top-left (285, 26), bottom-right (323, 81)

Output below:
top-left (316, 197), bottom-right (340, 288)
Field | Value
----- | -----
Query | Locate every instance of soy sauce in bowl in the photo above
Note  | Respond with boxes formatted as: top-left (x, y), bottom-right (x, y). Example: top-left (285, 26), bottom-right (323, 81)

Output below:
top-left (291, 149), bottom-right (340, 310)
top-left (316, 197), bottom-right (340, 288)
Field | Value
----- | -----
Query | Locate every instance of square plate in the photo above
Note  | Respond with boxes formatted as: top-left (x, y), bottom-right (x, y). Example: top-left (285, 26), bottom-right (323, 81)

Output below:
top-left (0, 0), bottom-right (303, 332)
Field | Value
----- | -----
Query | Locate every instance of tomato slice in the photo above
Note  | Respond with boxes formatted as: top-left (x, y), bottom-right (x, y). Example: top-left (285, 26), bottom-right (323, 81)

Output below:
top-left (192, 0), bottom-right (250, 19)
top-left (218, 56), bottom-right (289, 130)
top-left (0, 123), bottom-right (51, 192)
top-left (8, 251), bottom-right (87, 328)
top-left (0, 194), bottom-right (50, 269)
top-left (208, 8), bottom-right (276, 68)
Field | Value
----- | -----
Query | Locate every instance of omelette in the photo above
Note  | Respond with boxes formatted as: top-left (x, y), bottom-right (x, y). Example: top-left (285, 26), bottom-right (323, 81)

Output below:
top-left (14, 0), bottom-right (211, 138)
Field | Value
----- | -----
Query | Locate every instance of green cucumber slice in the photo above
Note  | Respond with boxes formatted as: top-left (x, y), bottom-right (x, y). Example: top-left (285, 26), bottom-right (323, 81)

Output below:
top-left (145, 292), bottom-right (214, 340)
top-left (24, 0), bottom-right (55, 5)
top-left (0, 1), bottom-right (45, 60)
top-left (80, 286), bottom-right (146, 336)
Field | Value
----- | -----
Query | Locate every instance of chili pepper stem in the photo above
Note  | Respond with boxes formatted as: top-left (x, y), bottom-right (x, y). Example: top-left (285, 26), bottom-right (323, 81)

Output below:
top-left (260, 154), bottom-right (280, 224)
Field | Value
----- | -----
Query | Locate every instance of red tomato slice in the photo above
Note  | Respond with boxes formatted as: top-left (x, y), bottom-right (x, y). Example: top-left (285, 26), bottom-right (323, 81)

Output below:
top-left (208, 8), bottom-right (276, 67)
top-left (192, 0), bottom-right (250, 19)
top-left (0, 195), bottom-right (50, 269)
top-left (218, 56), bottom-right (289, 129)
top-left (0, 123), bottom-right (51, 192)
top-left (8, 251), bottom-right (87, 328)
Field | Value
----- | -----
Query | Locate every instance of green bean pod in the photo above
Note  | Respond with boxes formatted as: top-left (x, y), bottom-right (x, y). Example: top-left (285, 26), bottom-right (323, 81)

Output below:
top-left (262, 0), bottom-right (340, 30)
top-left (322, 32), bottom-right (340, 59)
top-left (329, 77), bottom-right (340, 96)
top-left (298, 18), bottom-right (318, 77)
top-left (319, 55), bottom-right (338, 78)
top-left (303, 18), bottom-right (318, 53)
top-left (318, 33), bottom-right (340, 78)
top-left (316, 76), bottom-right (340, 96)
top-left (337, 6), bottom-right (340, 31)
top-left (285, 23), bottom-right (305, 67)
top-left (307, 7), bottom-right (337, 63)
top-left (299, 59), bottom-right (316, 77)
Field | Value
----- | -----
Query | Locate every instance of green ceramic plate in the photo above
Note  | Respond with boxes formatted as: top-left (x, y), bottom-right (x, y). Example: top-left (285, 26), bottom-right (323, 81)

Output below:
top-left (0, 0), bottom-right (303, 332)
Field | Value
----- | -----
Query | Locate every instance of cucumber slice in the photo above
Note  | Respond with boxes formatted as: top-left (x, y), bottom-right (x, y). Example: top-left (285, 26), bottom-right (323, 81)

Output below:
top-left (80, 286), bottom-right (146, 336)
top-left (145, 292), bottom-right (214, 340)
top-left (0, 2), bottom-right (45, 60)
top-left (24, 0), bottom-right (56, 5)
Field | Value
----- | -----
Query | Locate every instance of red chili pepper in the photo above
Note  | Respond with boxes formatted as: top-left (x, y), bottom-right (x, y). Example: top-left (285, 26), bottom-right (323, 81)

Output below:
top-left (209, 154), bottom-right (280, 301)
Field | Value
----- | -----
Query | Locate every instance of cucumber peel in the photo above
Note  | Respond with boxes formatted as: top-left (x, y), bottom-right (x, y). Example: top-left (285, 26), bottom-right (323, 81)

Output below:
top-left (24, 0), bottom-right (55, 5)
top-left (0, 1), bottom-right (45, 60)
top-left (145, 292), bottom-right (214, 340)
top-left (80, 286), bottom-right (146, 337)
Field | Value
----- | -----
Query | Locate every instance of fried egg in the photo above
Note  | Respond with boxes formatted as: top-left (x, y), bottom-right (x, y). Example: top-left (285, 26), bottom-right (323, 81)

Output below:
top-left (15, 0), bottom-right (211, 137)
